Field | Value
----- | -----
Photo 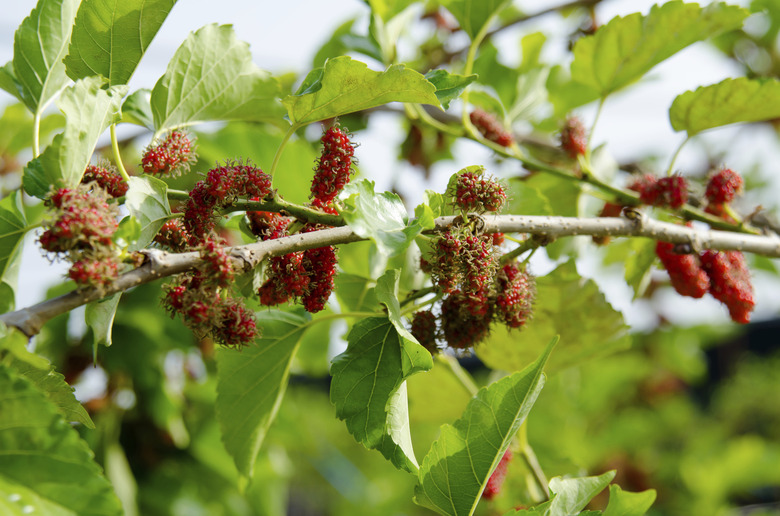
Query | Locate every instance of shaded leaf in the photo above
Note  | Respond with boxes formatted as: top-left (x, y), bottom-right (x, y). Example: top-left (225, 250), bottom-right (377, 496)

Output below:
top-left (669, 77), bottom-right (780, 135)
top-left (124, 176), bottom-right (171, 251)
top-left (330, 313), bottom-right (433, 472)
top-left (604, 484), bottom-right (657, 516)
top-left (121, 88), bottom-right (154, 130)
top-left (283, 56), bottom-right (439, 126)
top-left (0, 63), bottom-right (23, 103)
top-left (571, 2), bottom-right (747, 97)
top-left (65, 0), bottom-right (176, 85)
top-left (441, 0), bottom-right (510, 40)
top-left (340, 179), bottom-right (422, 257)
top-left (0, 364), bottom-right (121, 515)
top-left (216, 309), bottom-right (310, 478)
top-left (151, 24), bottom-right (283, 134)
top-left (476, 261), bottom-right (630, 373)
top-left (366, 0), bottom-right (416, 22)
top-left (425, 69), bottom-right (477, 109)
top-left (0, 327), bottom-right (94, 428)
top-left (335, 273), bottom-right (381, 312)
top-left (414, 338), bottom-right (557, 516)
top-left (506, 182), bottom-right (554, 216)
top-left (0, 192), bottom-right (27, 313)
top-left (85, 294), bottom-right (121, 348)
top-left (548, 471), bottom-right (615, 515)
top-left (23, 77), bottom-right (127, 198)
top-left (13, 0), bottom-right (79, 113)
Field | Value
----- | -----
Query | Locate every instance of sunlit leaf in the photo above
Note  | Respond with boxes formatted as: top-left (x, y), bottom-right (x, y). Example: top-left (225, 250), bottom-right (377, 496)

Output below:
top-left (548, 471), bottom-right (615, 514)
top-left (151, 24), bottom-right (283, 134)
top-left (124, 176), bottom-right (171, 251)
top-left (283, 56), bottom-right (439, 126)
top-left (425, 69), bottom-right (477, 109)
top-left (13, 0), bottom-right (79, 113)
top-left (23, 76), bottom-right (127, 198)
top-left (121, 88), bottom-right (154, 130)
top-left (476, 261), bottom-right (630, 373)
top-left (440, 0), bottom-right (511, 40)
top-left (216, 309), bottom-right (311, 478)
top-left (0, 364), bottom-right (121, 515)
top-left (0, 192), bottom-right (26, 313)
top-left (64, 0), bottom-right (176, 85)
top-left (414, 338), bottom-right (557, 516)
top-left (571, 2), bottom-right (747, 97)
top-left (669, 77), bottom-right (780, 135)
top-left (603, 484), bottom-right (657, 516)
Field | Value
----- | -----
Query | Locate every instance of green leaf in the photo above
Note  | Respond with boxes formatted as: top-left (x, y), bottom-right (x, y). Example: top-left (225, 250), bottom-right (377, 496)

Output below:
top-left (64, 0), bottom-right (176, 85)
top-left (605, 238), bottom-right (656, 299)
top-left (23, 76), bottom-right (127, 198)
top-left (548, 471), bottom-right (615, 515)
top-left (441, 0), bottom-right (510, 40)
top-left (85, 294), bottom-right (121, 348)
top-left (366, 0), bottom-right (416, 22)
top-left (603, 485), bottom-right (656, 516)
top-left (124, 175), bottom-right (171, 251)
top-left (0, 103), bottom-right (65, 156)
top-left (506, 182), bottom-right (554, 216)
top-left (669, 77), bottom-right (780, 135)
top-left (151, 23), bottom-right (283, 134)
top-left (476, 261), bottom-right (630, 373)
top-left (0, 63), bottom-right (23, 103)
top-left (571, 2), bottom-right (748, 98)
top-left (330, 312), bottom-right (433, 472)
top-left (340, 179), bottom-right (421, 257)
top-left (283, 56), bottom-right (439, 126)
top-left (335, 273), bottom-right (381, 312)
top-left (0, 192), bottom-right (27, 313)
top-left (0, 474), bottom-right (76, 515)
top-left (414, 337), bottom-right (557, 516)
top-left (0, 328), bottom-right (94, 429)
top-left (424, 70), bottom-right (477, 110)
top-left (374, 268), bottom-right (420, 343)
top-left (0, 364), bottom-right (121, 515)
top-left (216, 309), bottom-right (311, 478)
top-left (13, 0), bottom-right (79, 113)
top-left (121, 88), bottom-right (154, 130)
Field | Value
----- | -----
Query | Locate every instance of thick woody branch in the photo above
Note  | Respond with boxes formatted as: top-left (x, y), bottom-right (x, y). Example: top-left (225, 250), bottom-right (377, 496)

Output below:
top-left (3, 214), bottom-right (779, 337)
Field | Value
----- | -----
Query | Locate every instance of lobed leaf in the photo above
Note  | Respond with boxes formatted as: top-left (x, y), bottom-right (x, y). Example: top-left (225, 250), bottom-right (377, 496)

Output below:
top-left (414, 337), bottom-right (557, 516)
top-left (64, 0), bottom-right (177, 85)
top-left (330, 296), bottom-right (433, 472)
top-left (283, 56), bottom-right (439, 126)
top-left (216, 309), bottom-right (311, 478)
top-left (424, 69), bottom-right (477, 110)
top-left (151, 23), bottom-right (283, 135)
top-left (0, 327), bottom-right (94, 428)
top-left (340, 179), bottom-right (423, 257)
top-left (12, 0), bottom-right (79, 113)
top-left (124, 175), bottom-right (171, 251)
top-left (669, 77), bottom-right (780, 135)
top-left (440, 0), bottom-right (510, 41)
top-left (0, 363), bottom-right (121, 515)
top-left (23, 76), bottom-right (127, 198)
top-left (0, 192), bottom-right (27, 313)
top-left (571, 1), bottom-right (747, 98)
top-left (476, 261), bottom-right (630, 373)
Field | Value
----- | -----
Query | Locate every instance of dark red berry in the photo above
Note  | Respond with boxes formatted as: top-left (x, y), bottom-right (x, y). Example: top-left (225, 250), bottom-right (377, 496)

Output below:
top-left (656, 241), bottom-right (709, 299)
top-left (154, 219), bottom-right (190, 252)
top-left (310, 125), bottom-right (355, 204)
top-left (469, 109), bottom-right (513, 147)
top-left (705, 168), bottom-right (743, 204)
top-left (214, 300), bottom-right (257, 347)
top-left (560, 116), bottom-right (587, 158)
top-left (491, 232), bottom-right (505, 246)
top-left (81, 163), bottom-right (128, 198)
top-left (629, 174), bottom-right (688, 209)
top-left (68, 257), bottom-right (119, 289)
top-left (301, 242), bottom-right (337, 313)
top-left (142, 131), bottom-right (197, 177)
top-left (440, 290), bottom-right (492, 349)
top-left (410, 310), bottom-right (438, 354)
top-left (482, 449), bottom-right (512, 500)
top-left (700, 250), bottom-right (755, 324)
top-left (246, 210), bottom-right (290, 241)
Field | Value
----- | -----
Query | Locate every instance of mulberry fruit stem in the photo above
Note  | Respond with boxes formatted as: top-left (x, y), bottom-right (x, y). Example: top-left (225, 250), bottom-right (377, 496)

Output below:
top-left (517, 420), bottom-right (550, 500)
top-left (666, 136), bottom-right (690, 177)
top-left (436, 354), bottom-right (478, 397)
top-left (269, 125), bottom-right (297, 185)
top-left (110, 124), bottom-right (131, 182)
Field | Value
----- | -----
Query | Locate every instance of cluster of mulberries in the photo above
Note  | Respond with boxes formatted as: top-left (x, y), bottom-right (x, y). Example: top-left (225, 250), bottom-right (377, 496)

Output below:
top-left (163, 238), bottom-right (258, 347)
top-left (141, 131), bottom-right (197, 177)
top-left (451, 167), bottom-right (507, 213)
top-left (38, 183), bottom-right (121, 291)
top-left (81, 163), bottom-right (128, 198)
top-left (469, 109), bottom-right (513, 147)
top-left (310, 125), bottom-right (355, 206)
top-left (560, 116), bottom-right (587, 159)
top-left (628, 173), bottom-right (689, 209)
top-left (153, 219), bottom-right (191, 252)
top-left (704, 168), bottom-right (743, 221)
top-left (655, 235), bottom-right (754, 323)
top-left (183, 162), bottom-right (272, 245)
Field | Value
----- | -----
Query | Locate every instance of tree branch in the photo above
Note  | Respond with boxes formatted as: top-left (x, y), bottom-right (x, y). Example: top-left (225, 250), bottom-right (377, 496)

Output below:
top-left (3, 213), bottom-right (779, 337)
